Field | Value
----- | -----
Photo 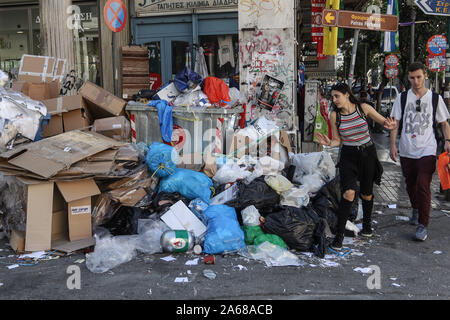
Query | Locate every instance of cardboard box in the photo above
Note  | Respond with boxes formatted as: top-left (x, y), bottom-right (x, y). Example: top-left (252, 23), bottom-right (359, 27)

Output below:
top-left (79, 81), bottom-right (127, 119)
top-left (18, 54), bottom-right (66, 83)
top-left (93, 116), bottom-right (131, 142)
top-left (55, 179), bottom-right (100, 241)
top-left (4, 176), bottom-right (99, 252)
top-left (42, 95), bottom-right (91, 138)
top-left (154, 82), bottom-right (180, 102)
top-left (21, 81), bottom-right (60, 101)
top-left (160, 200), bottom-right (207, 238)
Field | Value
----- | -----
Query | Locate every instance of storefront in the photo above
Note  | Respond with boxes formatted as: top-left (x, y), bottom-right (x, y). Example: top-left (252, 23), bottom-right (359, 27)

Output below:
top-left (0, 0), bottom-right (101, 85)
top-left (131, 0), bottom-right (238, 88)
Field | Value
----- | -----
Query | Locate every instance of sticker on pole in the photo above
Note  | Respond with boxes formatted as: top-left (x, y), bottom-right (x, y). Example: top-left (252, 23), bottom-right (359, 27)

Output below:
top-left (385, 66), bottom-right (398, 79)
top-left (104, 0), bottom-right (127, 33)
top-left (385, 54), bottom-right (399, 68)
top-left (427, 54), bottom-right (446, 72)
top-left (427, 35), bottom-right (447, 56)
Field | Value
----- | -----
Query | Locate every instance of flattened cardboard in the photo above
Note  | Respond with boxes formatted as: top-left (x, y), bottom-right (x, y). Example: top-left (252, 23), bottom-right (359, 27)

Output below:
top-left (18, 55), bottom-right (56, 83)
top-left (79, 81), bottom-right (127, 119)
top-left (56, 179), bottom-right (100, 203)
top-left (17, 177), bottom-right (54, 252)
top-left (51, 237), bottom-right (95, 254)
top-left (7, 131), bottom-right (122, 178)
top-left (10, 230), bottom-right (26, 253)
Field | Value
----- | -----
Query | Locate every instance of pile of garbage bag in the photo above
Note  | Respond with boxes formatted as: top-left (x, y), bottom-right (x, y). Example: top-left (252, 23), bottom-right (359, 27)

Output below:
top-left (82, 139), bottom-right (352, 273)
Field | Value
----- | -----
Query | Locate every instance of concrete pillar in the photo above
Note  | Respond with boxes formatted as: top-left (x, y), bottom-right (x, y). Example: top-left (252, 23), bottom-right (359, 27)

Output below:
top-left (40, 0), bottom-right (75, 78)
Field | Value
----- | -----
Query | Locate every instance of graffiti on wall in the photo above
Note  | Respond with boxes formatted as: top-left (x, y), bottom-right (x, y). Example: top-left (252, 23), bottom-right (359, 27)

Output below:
top-left (240, 29), bottom-right (294, 130)
top-left (240, 0), bottom-right (282, 18)
top-left (303, 81), bottom-right (319, 142)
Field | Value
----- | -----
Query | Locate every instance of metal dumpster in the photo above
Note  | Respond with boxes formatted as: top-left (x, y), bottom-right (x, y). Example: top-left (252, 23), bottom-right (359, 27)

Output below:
top-left (126, 103), bottom-right (243, 155)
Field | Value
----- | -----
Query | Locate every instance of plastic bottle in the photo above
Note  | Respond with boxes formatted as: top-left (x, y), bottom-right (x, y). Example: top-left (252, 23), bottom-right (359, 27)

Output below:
top-left (160, 230), bottom-right (195, 253)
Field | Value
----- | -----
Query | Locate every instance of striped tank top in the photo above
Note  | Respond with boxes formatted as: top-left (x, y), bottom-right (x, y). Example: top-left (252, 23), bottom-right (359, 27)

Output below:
top-left (338, 108), bottom-right (371, 146)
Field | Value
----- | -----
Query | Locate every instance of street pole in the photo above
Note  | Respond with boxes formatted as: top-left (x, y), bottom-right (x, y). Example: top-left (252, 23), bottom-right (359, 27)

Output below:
top-left (410, 6), bottom-right (416, 64)
top-left (347, 29), bottom-right (359, 88)
top-left (364, 42), bottom-right (368, 87)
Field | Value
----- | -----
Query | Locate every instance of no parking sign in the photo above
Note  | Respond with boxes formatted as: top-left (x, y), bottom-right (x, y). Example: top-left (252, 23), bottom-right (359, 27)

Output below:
top-left (104, 0), bottom-right (127, 33)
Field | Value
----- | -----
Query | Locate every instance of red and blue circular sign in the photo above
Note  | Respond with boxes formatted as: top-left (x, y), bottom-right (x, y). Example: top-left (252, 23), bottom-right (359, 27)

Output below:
top-left (104, 0), bottom-right (127, 33)
top-left (427, 35), bottom-right (447, 56)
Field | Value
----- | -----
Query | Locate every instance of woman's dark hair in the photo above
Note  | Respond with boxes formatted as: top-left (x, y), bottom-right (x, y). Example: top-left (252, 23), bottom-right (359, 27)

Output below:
top-left (331, 82), bottom-right (361, 106)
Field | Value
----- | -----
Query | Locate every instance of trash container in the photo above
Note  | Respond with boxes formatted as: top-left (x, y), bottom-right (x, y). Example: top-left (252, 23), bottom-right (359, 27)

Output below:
top-left (126, 103), bottom-right (243, 155)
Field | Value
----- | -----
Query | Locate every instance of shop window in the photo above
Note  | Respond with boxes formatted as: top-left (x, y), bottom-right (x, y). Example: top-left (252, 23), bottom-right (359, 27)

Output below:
top-left (0, 8), bottom-right (29, 81)
top-left (171, 40), bottom-right (190, 79)
top-left (72, 4), bottom-right (101, 86)
top-left (199, 34), bottom-right (238, 83)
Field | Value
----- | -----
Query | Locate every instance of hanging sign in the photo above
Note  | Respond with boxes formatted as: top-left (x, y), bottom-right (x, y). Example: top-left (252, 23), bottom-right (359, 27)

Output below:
top-left (104, 0), bottom-right (127, 33)
top-left (427, 54), bottom-right (446, 72)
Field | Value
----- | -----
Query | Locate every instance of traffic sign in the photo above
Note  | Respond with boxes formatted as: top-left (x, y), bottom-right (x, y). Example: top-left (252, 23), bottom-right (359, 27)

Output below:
top-left (385, 54), bottom-right (399, 68)
top-left (415, 0), bottom-right (450, 17)
top-left (385, 66), bottom-right (399, 79)
top-left (427, 35), bottom-right (447, 56)
top-left (427, 54), bottom-right (446, 72)
top-left (322, 9), bottom-right (399, 32)
top-left (104, 0), bottom-right (127, 33)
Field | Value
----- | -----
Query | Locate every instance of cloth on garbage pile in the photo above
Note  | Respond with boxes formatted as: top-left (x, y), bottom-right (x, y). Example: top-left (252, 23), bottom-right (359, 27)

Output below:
top-left (202, 77), bottom-right (231, 107)
top-left (174, 67), bottom-right (203, 93)
top-left (225, 176), bottom-right (281, 223)
top-left (145, 142), bottom-right (178, 178)
top-left (147, 100), bottom-right (173, 143)
top-left (158, 168), bottom-right (213, 204)
top-left (202, 205), bottom-right (246, 254)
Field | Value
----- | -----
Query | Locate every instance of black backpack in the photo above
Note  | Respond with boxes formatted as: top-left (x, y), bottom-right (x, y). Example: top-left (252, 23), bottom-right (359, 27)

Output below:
top-left (398, 91), bottom-right (444, 151)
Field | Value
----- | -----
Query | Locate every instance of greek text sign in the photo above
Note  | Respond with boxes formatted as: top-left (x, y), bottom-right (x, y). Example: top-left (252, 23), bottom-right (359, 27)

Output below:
top-left (135, 0), bottom-right (238, 15)
top-left (322, 9), bottom-right (399, 32)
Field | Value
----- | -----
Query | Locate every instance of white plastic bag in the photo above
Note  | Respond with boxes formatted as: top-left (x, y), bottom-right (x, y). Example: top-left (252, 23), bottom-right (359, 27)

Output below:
top-left (291, 151), bottom-right (336, 184)
top-left (300, 173), bottom-right (325, 194)
top-left (86, 234), bottom-right (138, 273)
top-left (213, 163), bottom-right (251, 185)
top-left (239, 241), bottom-right (305, 267)
top-left (241, 205), bottom-right (261, 226)
top-left (281, 186), bottom-right (310, 208)
top-left (173, 89), bottom-right (210, 109)
top-left (229, 87), bottom-right (246, 107)
top-left (236, 155), bottom-right (264, 184)
top-left (264, 174), bottom-right (294, 194)
top-left (258, 156), bottom-right (285, 175)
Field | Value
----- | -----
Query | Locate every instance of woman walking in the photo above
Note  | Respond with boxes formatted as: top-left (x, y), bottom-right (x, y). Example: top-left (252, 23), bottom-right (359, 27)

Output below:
top-left (315, 83), bottom-right (396, 250)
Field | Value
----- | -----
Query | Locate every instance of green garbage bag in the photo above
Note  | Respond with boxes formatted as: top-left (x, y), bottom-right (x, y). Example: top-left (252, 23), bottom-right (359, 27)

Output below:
top-left (254, 234), bottom-right (288, 249)
top-left (242, 225), bottom-right (264, 245)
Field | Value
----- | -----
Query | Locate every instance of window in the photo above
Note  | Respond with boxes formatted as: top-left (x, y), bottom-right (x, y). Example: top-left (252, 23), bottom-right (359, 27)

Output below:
top-left (199, 34), bottom-right (238, 81)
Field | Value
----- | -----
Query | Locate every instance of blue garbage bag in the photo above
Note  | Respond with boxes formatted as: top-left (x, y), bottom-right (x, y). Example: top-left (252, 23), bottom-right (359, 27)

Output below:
top-left (148, 100), bottom-right (173, 143)
top-left (174, 67), bottom-right (203, 92)
top-left (203, 205), bottom-right (246, 254)
top-left (188, 198), bottom-right (209, 226)
top-left (158, 168), bottom-right (213, 204)
top-left (145, 142), bottom-right (178, 178)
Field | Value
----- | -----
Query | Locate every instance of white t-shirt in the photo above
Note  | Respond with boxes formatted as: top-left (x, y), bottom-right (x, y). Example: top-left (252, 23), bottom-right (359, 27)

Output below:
top-left (390, 89), bottom-right (450, 159)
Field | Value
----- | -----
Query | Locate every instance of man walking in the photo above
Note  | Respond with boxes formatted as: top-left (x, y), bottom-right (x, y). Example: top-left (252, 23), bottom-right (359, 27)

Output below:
top-left (390, 62), bottom-right (450, 241)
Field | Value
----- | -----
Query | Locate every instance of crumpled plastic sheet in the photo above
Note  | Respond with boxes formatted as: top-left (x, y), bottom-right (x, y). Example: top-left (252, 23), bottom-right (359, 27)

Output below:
top-left (238, 241), bottom-right (306, 267)
top-left (86, 219), bottom-right (170, 273)
top-left (290, 151), bottom-right (336, 185)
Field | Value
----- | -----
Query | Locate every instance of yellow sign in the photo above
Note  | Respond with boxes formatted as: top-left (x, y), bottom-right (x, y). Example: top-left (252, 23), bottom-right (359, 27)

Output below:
top-left (323, 0), bottom-right (339, 55)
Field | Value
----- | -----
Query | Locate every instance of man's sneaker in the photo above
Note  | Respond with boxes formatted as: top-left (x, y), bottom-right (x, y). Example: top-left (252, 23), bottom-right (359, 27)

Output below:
top-left (409, 209), bottom-right (419, 225)
top-left (414, 224), bottom-right (428, 241)
top-left (359, 225), bottom-right (373, 237)
top-left (329, 234), bottom-right (344, 251)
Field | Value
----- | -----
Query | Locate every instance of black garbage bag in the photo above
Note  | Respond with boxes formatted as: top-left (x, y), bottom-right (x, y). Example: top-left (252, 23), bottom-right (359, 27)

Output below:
top-left (262, 205), bottom-right (317, 252)
top-left (151, 191), bottom-right (191, 214)
top-left (101, 207), bottom-right (152, 236)
top-left (225, 176), bottom-right (281, 224)
top-left (311, 178), bottom-right (340, 234)
top-left (305, 208), bottom-right (329, 258)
